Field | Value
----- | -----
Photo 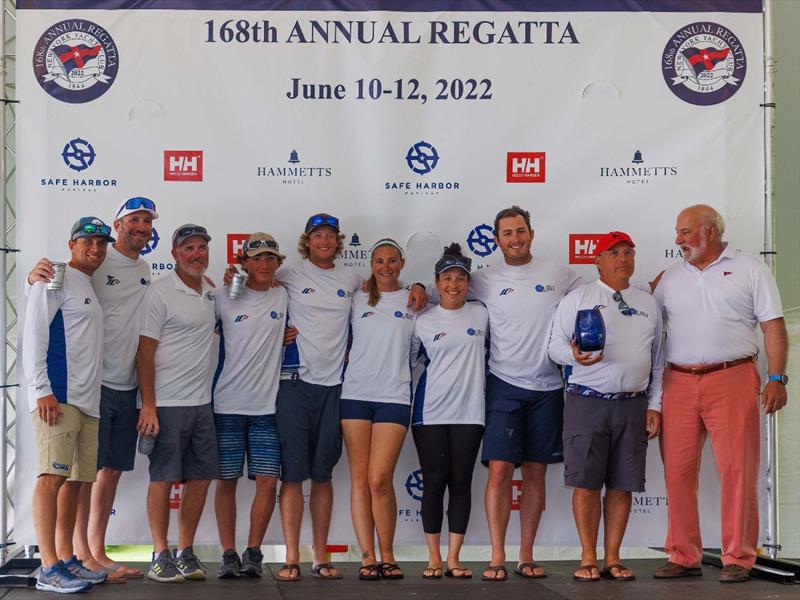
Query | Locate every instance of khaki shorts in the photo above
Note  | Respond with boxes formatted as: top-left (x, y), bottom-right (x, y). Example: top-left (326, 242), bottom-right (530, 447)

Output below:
top-left (32, 404), bottom-right (99, 482)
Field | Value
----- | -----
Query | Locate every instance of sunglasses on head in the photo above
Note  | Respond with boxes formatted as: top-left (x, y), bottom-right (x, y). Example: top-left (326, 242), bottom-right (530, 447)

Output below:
top-left (435, 256), bottom-right (472, 274)
top-left (307, 214), bottom-right (339, 230)
top-left (244, 239), bottom-right (278, 252)
top-left (75, 223), bottom-right (111, 238)
top-left (117, 197), bottom-right (156, 216)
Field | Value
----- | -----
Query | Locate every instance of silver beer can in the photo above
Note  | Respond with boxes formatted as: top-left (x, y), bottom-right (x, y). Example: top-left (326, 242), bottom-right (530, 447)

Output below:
top-left (46, 262), bottom-right (66, 290)
top-left (228, 272), bottom-right (247, 300)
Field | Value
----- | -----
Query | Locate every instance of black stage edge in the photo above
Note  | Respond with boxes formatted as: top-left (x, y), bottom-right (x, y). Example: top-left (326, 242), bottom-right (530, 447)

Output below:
top-left (2, 559), bottom-right (798, 599)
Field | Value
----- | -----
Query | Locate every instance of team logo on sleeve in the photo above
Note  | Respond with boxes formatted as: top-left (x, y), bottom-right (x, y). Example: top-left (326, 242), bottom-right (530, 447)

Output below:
top-left (33, 19), bottom-right (119, 104)
top-left (662, 22), bottom-right (746, 106)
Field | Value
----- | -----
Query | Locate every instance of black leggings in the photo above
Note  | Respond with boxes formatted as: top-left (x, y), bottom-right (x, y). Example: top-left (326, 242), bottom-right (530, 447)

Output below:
top-left (412, 424), bottom-right (484, 535)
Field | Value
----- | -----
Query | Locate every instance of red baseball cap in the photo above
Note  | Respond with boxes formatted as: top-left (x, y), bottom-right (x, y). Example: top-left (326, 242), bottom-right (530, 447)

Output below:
top-left (595, 231), bottom-right (635, 256)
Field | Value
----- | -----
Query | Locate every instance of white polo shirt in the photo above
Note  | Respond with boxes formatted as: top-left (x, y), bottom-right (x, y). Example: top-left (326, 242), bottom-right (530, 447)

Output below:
top-left (341, 289), bottom-right (417, 405)
top-left (411, 302), bottom-right (488, 426)
top-left (23, 266), bottom-right (104, 417)
top-left (140, 271), bottom-right (216, 407)
top-left (654, 244), bottom-right (783, 365)
top-left (470, 257), bottom-right (583, 391)
top-left (548, 280), bottom-right (664, 411)
top-left (278, 260), bottom-right (363, 386)
top-left (213, 286), bottom-right (288, 415)
top-left (91, 246), bottom-right (151, 391)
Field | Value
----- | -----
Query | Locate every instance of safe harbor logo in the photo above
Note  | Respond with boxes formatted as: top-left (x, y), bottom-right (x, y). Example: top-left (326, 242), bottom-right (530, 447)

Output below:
top-left (385, 140), bottom-right (461, 195)
top-left (662, 22), bottom-right (746, 106)
top-left (599, 150), bottom-right (678, 185)
top-left (467, 224), bottom-right (497, 258)
top-left (506, 152), bottom-right (545, 183)
top-left (164, 150), bottom-right (203, 182)
top-left (398, 469), bottom-right (423, 524)
top-left (33, 19), bottom-right (119, 104)
top-left (41, 137), bottom-right (118, 192)
top-left (257, 149), bottom-right (332, 185)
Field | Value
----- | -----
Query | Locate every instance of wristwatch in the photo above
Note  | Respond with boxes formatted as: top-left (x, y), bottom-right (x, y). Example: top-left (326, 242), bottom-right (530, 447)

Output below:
top-left (768, 374), bottom-right (789, 385)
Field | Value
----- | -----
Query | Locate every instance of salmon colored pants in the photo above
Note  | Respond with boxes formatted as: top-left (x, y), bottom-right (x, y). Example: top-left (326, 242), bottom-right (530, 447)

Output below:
top-left (660, 361), bottom-right (761, 569)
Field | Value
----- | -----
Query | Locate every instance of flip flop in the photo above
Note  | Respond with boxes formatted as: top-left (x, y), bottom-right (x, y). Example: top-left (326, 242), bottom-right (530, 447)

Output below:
top-left (422, 566), bottom-right (442, 579)
top-left (600, 563), bottom-right (636, 581)
top-left (106, 562), bottom-right (143, 579)
top-left (274, 563), bottom-right (302, 582)
top-left (310, 562), bottom-right (343, 580)
top-left (481, 564), bottom-right (507, 581)
top-left (445, 566), bottom-right (473, 579)
top-left (573, 564), bottom-right (600, 582)
top-left (378, 562), bottom-right (404, 579)
top-left (514, 562), bottom-right (547, 579)
top-left (358, 563), bottom-right (380, 581)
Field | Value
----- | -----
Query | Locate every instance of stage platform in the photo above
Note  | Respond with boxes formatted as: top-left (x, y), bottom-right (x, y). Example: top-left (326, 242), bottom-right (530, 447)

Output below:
top-left (1, 559), bottom-right (796, 600)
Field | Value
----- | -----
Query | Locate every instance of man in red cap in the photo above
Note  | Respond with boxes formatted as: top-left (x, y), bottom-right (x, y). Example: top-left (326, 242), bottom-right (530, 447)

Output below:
top-left (548, 231), bottom-right (663, 582)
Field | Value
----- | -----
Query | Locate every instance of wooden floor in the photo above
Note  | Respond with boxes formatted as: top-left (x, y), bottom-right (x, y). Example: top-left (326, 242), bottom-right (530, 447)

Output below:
top-left (0, 559), bottom-right (796, 600)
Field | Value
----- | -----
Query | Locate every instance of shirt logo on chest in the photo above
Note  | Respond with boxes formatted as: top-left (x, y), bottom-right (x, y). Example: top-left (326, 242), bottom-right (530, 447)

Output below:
top-left (233, 314), bottom-right (249, 323)
top-left (433, 332), bottom-right (447, 342)
top-left (84, 298), bottom-right (92, 305)
top-left (337, 289), bottom-right (353, 298)
top-left (499, 288), bottom-right (515, 296)
top-left (534, 284), bottom-right (555, 293)
top-left (467, 327), bottom-right (485, 337)
top-left (270, 310), bottom-right (285, 320)
top-left (105, 275), bottom-right (120, 286)
top-left (140, 278), bottom-right (150, 286)
top-left (302, 288), bottom-right (316, 294)
top-left (394, 311), bottom-right (413, 320)
top-left (361, 311), bottom-right (376, 319)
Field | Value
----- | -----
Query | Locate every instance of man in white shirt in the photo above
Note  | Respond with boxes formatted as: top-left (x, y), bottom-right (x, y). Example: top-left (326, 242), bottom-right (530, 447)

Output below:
top-left (137, 224), bottom-right (218, 584)
top-left (549, 231), bottom-right (662, 582)
top-left (23, 216), bottom-right (114, 593)
top-left (474, 206), bottom-right (583, 581)
top-left (27, 198), bottom-right (158, 581)
top-left (652, 205), bottom-right (788, 583)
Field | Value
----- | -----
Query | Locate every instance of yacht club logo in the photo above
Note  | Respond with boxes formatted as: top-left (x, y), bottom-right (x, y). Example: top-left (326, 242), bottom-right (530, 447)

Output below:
top-left (662, 22), bottom-right (746, 106)
top-left (33, 19), bottom-right (119, 104)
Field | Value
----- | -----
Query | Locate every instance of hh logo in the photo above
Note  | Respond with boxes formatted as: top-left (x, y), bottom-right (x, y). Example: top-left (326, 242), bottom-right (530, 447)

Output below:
top-left (164, 150), bottom-right (203, 182)
top-left (569, 234), bottom-right (604, 264)
top-left (169, 482), bottom-right (185, 510)
top-left (511, 479), bottom-right (524, 510)
top-left (227, 233), bottom-right (249, 265)
top-left (506, 152), bottom-right (546, 183)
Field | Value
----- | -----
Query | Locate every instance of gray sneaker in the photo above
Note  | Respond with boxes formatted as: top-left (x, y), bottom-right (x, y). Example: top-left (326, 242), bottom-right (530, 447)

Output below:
top-left (175, 546), bottom-right (207, 581)
top-left (36, 560), bottom-right (93, 594)
top-left (217, 549), bottom-right (241, 579)
top-left (64, 555), bottom-right (108, 584)
top-left (148, 549), bottom-right (185, 583)
top-left (240, 547), bottom-right (263, 578)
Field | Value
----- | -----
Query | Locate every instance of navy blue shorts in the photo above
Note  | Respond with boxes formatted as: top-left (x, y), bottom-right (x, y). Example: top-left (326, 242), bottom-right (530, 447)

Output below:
top-left (340, 399), bottom-right (411, 427)
top-left (481, 374), bottom-right (564, 466)
top-left (215, 413), bottom-right (281, 480)
top-left (275, 379), bottom-right (342, 483)
top-left (97, 386), bottom-right (139, 471)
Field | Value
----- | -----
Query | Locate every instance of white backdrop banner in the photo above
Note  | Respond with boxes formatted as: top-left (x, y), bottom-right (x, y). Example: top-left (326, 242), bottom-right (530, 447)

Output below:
top-left (15, 0), bottom-right (767, 547)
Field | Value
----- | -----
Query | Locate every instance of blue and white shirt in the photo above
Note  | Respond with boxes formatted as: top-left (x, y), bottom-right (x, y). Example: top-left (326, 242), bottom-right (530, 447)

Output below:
top-left (341, 289), bottom-right (417, 405)
top-left (278, 261), bottom-right (362, 387)
top-left (213, 286), bottom-right (288, 415)
top-left (411, 302), bottom-right (489, 426)
top-left (23, 266), bottom-right (104, 417)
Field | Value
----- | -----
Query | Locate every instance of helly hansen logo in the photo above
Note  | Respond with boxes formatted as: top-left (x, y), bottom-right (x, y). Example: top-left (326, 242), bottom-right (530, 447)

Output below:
top-left (106, 275), bottom-right (120, 286)
top-left (164, 150), bottom-right (203, 181)
top-left (302, 288), bottom-right (316, 294)
top-left (361, 311), bottom-right (376, 318)
top-left (433, 332), bottom-right (447, 342)
top-left (233, 314), bottom-right (249, 322)
top-left (569, 234), bottom-right (603, 264)
top-left (506, 152), bottom-right (546, 183)
top-left (227, 233), bottom-right (249, 265)
top-left (499, 288), bottom-right (514, 296)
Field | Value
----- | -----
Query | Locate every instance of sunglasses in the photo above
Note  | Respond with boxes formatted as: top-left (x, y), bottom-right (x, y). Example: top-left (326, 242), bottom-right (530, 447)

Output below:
top-left (306, 214), bottom-right (339, 231)
top-left (74, 223), bottom-right (112, 238)
top-left (117, 197), bottom-right (156, 216)
top-left (612, 291), bottom-right (632, 316)
top-left (176, 225), bottom-right (208, 239)
top-left (244, 239), bottom-right (278, 252)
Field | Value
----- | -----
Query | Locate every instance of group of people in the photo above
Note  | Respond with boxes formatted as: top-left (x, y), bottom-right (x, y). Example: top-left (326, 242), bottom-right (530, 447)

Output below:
top-left (21, 198), bottom-right (788, 594)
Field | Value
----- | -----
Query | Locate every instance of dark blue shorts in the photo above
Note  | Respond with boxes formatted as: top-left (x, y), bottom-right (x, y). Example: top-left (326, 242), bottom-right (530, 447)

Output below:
top-left (481, 374), bottom-right (564, 466)
top-left (275, 379), bottom-right (342, 483)
top-left (340, 399), bottom-right (411, 427)
top-left (97, 386), bottom-right (139, 471)
top-left (214, 413), bottom-right (281, 480)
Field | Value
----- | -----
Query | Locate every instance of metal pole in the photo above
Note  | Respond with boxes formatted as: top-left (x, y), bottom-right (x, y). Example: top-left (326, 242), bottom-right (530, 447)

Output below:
top-left (761, 0), bottom-right (780, 561)
top-left (0, 0), bottom-right (9, 567)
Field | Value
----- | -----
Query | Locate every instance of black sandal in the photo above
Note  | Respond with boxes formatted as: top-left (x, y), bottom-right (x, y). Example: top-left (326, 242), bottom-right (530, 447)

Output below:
top-left (378, 562), bottom-right (404, 579)
top-left (358, 564), bottom-right (380, 581)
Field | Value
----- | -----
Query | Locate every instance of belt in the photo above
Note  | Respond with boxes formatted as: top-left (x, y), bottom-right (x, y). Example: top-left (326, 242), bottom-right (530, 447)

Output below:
top-left (668, 355), bottom-right (755, 376)
top-left (565, 383), bottom-right (647, 401)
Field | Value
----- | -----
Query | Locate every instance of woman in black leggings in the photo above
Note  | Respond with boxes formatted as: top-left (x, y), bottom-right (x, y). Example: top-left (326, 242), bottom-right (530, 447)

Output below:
top-left (410, 244), bottom-right (488, 578)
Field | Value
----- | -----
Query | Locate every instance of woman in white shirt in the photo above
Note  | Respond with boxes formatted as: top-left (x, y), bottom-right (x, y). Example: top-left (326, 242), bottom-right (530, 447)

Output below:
top-left (411, 243), bottom-right (488, 579)
top-left (341, 239), bottom-right (416, 580)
